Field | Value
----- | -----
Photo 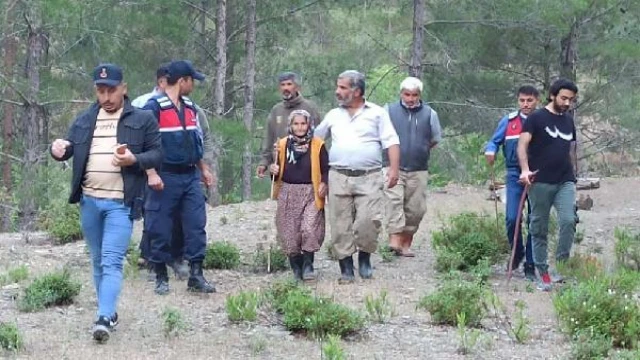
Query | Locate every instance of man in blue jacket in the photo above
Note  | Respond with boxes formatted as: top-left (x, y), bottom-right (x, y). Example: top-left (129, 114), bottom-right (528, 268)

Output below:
top-left (142, 60), bottom-right (215, 295)
top-left (485, 85), bottom-right (540, 281)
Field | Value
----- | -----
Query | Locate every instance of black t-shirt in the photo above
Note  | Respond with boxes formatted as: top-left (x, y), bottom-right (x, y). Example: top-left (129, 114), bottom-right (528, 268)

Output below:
top-left (522, 107), bottom-right (576, 184)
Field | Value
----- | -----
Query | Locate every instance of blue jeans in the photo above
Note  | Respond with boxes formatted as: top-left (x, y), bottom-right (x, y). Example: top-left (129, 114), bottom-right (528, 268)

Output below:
top-left (505, 169), bottom-right (534, 268)
top-left (80, 195), bottom-right (133, 319)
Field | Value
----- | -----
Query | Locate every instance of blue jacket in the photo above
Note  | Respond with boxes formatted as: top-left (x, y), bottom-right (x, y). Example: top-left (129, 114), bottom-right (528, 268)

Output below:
top-left (143, 95), bottom-right (203, 167)
top-left (485, 111), bottom-right (526, 170)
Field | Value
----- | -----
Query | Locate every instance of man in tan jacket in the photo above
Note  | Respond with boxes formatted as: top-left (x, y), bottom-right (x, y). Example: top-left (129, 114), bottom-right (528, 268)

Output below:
top-left (256, 72), bottom-right (322, 177)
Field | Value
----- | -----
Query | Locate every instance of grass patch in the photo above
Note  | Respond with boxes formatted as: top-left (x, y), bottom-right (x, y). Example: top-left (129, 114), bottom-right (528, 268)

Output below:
top-left (0, 265), bottom-right (29, 286)
top-left (0, 322), bottom-right (23, 352)
top-left (203, 241), bottom-right (241, 270)
top-left (417, 272), bottom-right (487, 327)
top-left (162, 307), bottom-right (186, 337)
top-left (614, 227), bottom-right (640, 271)
top-left (18, 268), bottom-right (81, 312)
top-left (252, 244), bottom-right (288, 273)
top-left (364, 289), bottom-right (395, 323)
top-left (226, 291), bottom-right (261, 322)
top-left (431, 212), bottom-right (508, 273)
top-left (266, 279), bottom-right (365, 339)
top-left (322, 334), bottom-right (347, 360)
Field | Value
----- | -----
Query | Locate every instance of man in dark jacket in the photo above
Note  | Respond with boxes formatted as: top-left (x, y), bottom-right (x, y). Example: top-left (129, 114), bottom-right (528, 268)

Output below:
top-left (383, 77), bottom-right (442, 257)
top-left (50, 63), bottom-right (163, 343)
top-left (256, 72), bottom-right (322, 177)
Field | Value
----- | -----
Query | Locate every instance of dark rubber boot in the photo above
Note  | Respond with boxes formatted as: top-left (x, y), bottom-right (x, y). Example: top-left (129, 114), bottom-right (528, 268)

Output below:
top-left (289, 255), bottom-right (304, 281)
top-left (338, 256), bottom-right (355, 283)
top-left (358, 251), bottom-right (373, 279)
top-left (154, 263), bottom-right (170, 295)
top-left (187, 262), bottom-right (216, 293)
top-left (302, 252), bottom-right (316, 281)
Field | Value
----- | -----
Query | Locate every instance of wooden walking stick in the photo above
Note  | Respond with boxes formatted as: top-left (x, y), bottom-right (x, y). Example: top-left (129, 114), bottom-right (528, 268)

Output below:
top-left (489, 163), bottom-right (500, 234)
top-left (269, 142), bottom-right (278, 200)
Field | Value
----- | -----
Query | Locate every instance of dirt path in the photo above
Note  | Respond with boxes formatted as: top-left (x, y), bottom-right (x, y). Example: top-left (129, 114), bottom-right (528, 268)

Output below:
top-left (1, 177), bottom-right (638, 359)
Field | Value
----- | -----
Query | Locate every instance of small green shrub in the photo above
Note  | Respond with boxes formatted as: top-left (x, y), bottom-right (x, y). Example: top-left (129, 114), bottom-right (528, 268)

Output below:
top-left (41, 202), bottom-right (82, 245)
top-left (431, 212), bottom-right (508, 273)
top-left (614, 227), bottom-right (640, 271)
top-left (456, 312), bottom-right (482, 355)
top-left (252, 244), bottom-right (288, 273)
top-left (226, 291), bottom-right (261, 322)
top-left (203, 241), bottom-right (241, 270)
top-left (556, 253), bottom-right (604, 282)
top-left (364, 290), bottom-right (395, 323)
top-left (377, 244), bottom-right (396, 263)
top-left (162, 307), bottom-right (186, 337)
top-left (19, 268), bottom-right (81, 312)
top-left (0, 322), bottom-right (23, 352)
top-left (417, 273), bottom-right (487, 327)
top-left (553, 273), bottom-right (640, 349)
top-left (265, 278), bottom-right (310, 313)
top-left (281, 293), bottom-right (365, 339)
top-left (570, 330), bottom-right (612, 360)
top-left (322, 334), bottom-right (346, 360)
top-left (0, 265), bottom-right (29, 286)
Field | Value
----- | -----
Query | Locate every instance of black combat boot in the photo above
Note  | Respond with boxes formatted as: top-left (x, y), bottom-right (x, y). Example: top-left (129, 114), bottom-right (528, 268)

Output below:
top-left (302, 251), bottom-right (316, 281)
top-left (155, 263), bottom-right (170, 295)
top-left (187, 261), bottom-right (216, 293)
top-left (338, 255), bottom-right (355, 283)
top-left (289, 255), bottom-right (304, 281)
top-left (358, 251), bottom-right (373, 279)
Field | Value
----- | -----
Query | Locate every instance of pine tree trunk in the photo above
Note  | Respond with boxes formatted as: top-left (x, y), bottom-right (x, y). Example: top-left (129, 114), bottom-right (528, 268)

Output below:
top-left (241, 0), bottom-right (256, 201)
top-left (409, 0), bottom-right (425, 78)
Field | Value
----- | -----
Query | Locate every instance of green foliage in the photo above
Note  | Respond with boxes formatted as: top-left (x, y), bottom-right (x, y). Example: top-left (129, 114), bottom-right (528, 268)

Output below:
top-left (252, 244), bottom-right (288, 273)
top-left (456, 312), bottom-right (482, 355)
top-left (417, 273), bottom-right (487, 327)
top-left (322, 334), bottom-right (347, 360)
top-left (0, 322), bottom-right (23, 352)
top-left (614, 227), bottom-right (640, 271)
top-left (225, 291), bottom-right (261, 323)
top-left (556, 253), bottom-right (605, 283)
top-left (511, 300), bottom-right (531, 344)
top-left (431, 212), bottom-right (508, 273)
top-left (0, 265), bottom-right (29, 286)
top-left (570, 330), bottom-right (613, 360)
top-left (162, 307), bottom-right (186, 338)
top-left (19, 268), bottom-right (81, 312)
top-left (364, 290), bottom-right (395, 324)
top-left (377, 244), bottom-right (396, 263)
top-left (203, 241), bottom-right (241, 270)
top-left (265, 280), bottom-right (365, 339)
top-left (553, 272), bottom-right (640, 349)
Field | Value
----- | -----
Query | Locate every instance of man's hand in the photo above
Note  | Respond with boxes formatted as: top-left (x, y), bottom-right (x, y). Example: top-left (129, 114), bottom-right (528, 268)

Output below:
top-left (112, 144), bottom-right (137, 167)
top-left (485, 153), bottom-right (495, 166)
top-left (148, 172), bottom-right (164, 191)
top-left (201, 167), bottom-right (214, 187)
top-left (269, 164), bottom-right (280, 176)
top-left (519, 170), bottom-right (537, 186)
top-left (256, 165), bottom-right (267, 178)
top-left (51, 139), bottom-right (71, 158)
top-left (318, 182), bottom-right (327, 198)
top-left (386, 167), bottom-right (399, 188)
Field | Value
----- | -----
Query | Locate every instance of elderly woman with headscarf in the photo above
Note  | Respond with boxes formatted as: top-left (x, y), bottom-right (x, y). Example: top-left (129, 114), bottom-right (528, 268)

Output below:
top-left (270, 109), bottom-right (329, 281)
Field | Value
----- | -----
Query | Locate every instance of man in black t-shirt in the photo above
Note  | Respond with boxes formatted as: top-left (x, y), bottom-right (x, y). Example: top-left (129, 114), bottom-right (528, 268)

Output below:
top-left (517, 78), bottom-right (578, 292)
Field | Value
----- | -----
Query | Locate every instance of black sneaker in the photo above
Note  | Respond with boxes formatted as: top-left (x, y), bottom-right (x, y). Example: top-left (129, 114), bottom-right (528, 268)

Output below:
top-left (92, 316), bottom-right (112, 343)
top-left (110, 312), bottom-right (119, 327)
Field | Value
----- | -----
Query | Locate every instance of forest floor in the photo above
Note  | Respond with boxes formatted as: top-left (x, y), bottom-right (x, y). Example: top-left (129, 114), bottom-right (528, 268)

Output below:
top-left (1, 177), bottom-right (639, 360)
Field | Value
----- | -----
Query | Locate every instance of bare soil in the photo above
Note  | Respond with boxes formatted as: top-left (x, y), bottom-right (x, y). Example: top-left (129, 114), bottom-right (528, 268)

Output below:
top-left (1, 177), bottom-right (639, 359)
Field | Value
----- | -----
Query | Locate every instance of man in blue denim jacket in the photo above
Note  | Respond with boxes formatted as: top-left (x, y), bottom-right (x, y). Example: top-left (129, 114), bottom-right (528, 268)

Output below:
top-left (484, 85), bottom-right (540, 281)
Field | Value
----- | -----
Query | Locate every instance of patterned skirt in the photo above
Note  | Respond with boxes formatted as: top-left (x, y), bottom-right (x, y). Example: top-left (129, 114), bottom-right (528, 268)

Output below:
top-left (275, 183), bottom-right (325, 256)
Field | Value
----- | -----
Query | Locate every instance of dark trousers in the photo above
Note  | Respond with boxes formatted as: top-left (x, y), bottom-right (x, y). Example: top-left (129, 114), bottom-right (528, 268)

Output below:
top-left (144, 169), bottom-right (207, 265)
top-left (140, 220), bottom-right (184, 262)
top-left (505, 169), bottom-right (534, 267)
